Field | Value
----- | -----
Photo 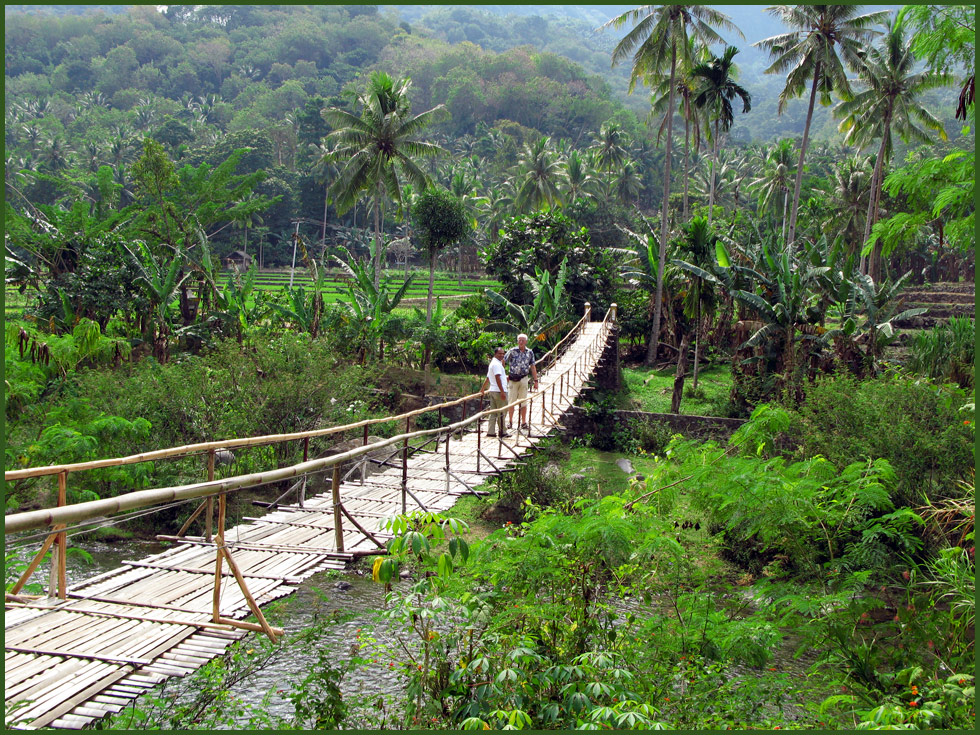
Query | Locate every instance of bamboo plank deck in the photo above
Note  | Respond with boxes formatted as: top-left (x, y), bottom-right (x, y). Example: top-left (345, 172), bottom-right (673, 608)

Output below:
top-left (4, 322), bottom-right (608, 729)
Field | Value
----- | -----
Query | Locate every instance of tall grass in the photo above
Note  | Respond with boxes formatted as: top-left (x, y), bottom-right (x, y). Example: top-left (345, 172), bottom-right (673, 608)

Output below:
top-left (907, 317), bottom-right (975, 388)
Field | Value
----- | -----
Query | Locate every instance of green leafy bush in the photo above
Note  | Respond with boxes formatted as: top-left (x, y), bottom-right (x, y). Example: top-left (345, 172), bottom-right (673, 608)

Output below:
top-left (907, 317), bottom-right (975, 389)
top-left (785, 374), bottom-right (974, 507)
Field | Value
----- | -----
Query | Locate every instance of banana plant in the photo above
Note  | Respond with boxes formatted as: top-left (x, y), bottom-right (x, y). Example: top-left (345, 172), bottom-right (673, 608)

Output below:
top-left (483, 257), bottom-right (570, 346)
top-left (203, 264), bottom-right (268, 343)
top-left (825, 271), bottom-right (928, 369)
top-left (727, 242), bottom-right (829, 387)
top-left (124, 240), bottom-right (191, 361)
top-left (334, 246), bottom-right (414, 361)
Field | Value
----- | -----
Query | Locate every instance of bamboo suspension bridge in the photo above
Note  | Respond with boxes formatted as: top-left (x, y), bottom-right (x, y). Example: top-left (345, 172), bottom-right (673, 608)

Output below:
top-left (4, 304), bottom-right (616, 729)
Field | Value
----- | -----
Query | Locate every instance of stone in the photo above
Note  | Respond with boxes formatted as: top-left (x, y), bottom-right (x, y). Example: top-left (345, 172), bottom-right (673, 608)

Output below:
top-left (615, 458), bottom-right (634, 474)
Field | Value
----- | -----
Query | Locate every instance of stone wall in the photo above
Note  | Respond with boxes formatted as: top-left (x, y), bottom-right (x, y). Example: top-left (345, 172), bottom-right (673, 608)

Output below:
top-left (563, 406), bottom-right (746, 442)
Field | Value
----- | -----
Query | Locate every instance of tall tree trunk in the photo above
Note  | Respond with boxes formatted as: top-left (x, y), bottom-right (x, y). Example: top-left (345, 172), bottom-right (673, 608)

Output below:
top-left (646, 43), bottom-right (678, 367)
top-left (708, 118), bottom-right (720, 227)
top-left (458, 242), bottom-right (463, 288)
top-left (786, 60), bottom-right (821, 252)
top-left (321, 188), bottom-right (329, 247)
top-left (692, 295), bottom-right (701, 392)
top-left (426, 248), bottom-right (436, 325)
top-left (863, 116), bottom-right (890, 281)
top-left (670, 330), bottom-right (692, 414)
top-left (372, 182), bottom-right (383, 290)
top-left (781, 188), bottom-right (788, 245)
top-left (683, 112), bottom-right (691, 223)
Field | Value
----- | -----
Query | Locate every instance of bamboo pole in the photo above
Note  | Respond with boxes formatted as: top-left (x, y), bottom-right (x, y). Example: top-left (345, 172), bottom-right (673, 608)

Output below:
top-left (217, 544), bottom-right (280, 643)
top-left (176, 500), bottom-right (208, 538)
top-left (11, 527), bottom-right (60, 595)
top-left (206, 450), bottom-right (215, 542)
top-left (48, 472), bottom-right (67, 599)
top-left (331, 465), bottom-right (344, 553)
top-left (212, 493), bottom-right (226, 623)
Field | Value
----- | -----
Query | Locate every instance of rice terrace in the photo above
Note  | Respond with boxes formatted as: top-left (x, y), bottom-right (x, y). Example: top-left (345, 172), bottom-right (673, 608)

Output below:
top-left (4, 3), bottom-right (974, 731)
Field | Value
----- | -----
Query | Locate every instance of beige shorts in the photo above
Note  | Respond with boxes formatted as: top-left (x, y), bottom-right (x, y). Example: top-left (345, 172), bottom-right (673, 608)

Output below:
top-left (508, 376), bottom-right (529, 401)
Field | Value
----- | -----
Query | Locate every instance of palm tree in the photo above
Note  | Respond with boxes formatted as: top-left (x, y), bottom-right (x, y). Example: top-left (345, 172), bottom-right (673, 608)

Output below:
top-left (564, 149), bottom-right (599, 205)
top-left (614, 161), bottom-right (644, 207)
top-left (834, 17), bottom-right (950, 279)
top-left (449, 167), bottom-right (488, 286)
top-left (589, 121), bottom-right (632, 172)
top-left (310, 141), bottom-right (338, 247)
top-left (649, 39), bottom-right (709, 223)
top-left (821, 155), bottom-right (873, 256)
top-left (691, 46), bottom-right (751, 228)
top-left (755, 5), bottom-right (889, 252)
top-left (323, 71), bottom-right (447, 289)
top-left (671, 216), bottom-right (723, 394)
top-left (749, 139), bottom-right (797, 242)
top-left (513, 136), bottom-right (567, 213)
top-left (604, 4), bottom-right (739, 366)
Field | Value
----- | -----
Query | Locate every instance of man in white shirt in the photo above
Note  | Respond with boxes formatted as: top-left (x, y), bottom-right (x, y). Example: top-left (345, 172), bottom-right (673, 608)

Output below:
top-left (484, 347), bottom-right (510, 438)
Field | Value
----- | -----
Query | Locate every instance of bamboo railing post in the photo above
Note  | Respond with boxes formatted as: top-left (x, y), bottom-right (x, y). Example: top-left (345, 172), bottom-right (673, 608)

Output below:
top-left (402, 416), bottom-right (410, 515)
top-left (211, 492), bottom-right (226, 623)
top-left (331, 465), bottom-right (344, 553)
top-left (476, 398), bottom-right (482, 474)
top-left (361, 424), bottom-right (369, 484)
top-left (584, 302), bottom-right (591, 322)
top-left (299, 437), bottom-right (309, 508)
top-left (48, 471), bottom-right (67, 599)
top-left (444, 423), bottom-right (451, 493)
top-left (206, 450), bottom-right (216, 542)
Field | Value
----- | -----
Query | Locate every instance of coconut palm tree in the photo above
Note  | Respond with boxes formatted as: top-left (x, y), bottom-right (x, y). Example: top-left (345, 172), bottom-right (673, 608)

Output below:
top-left (512, 136), bottom-right (567, 213)
top-left (755, 5), bottom-right (889, 252)
top-left (604, 4), bottom-right (739, 366)
top-left (310, 141), bottom-right (338, 247)
top-left (691, 46), bottom-right (751, 228)
top-left (670, 216), bottom-right (723, 394)
top-left (649, 39), bottom-right (709, 223)
top-left (749, 139), bottom-right (797, 242)
top-left (589, 121), bottom-right (632, 172)
top-left (821, 155), bottom-right (873, 256)
top-left (323, 71), bottom-right (447, 289)
top-left (834, 17), bottom-right (950, 279)
top-left (564, 149), bottom-right (599, 205)
top-left (614, 161), bottom-right (645, 207)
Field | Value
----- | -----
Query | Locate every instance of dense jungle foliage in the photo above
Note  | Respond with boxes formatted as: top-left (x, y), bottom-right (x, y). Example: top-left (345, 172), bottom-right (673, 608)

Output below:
top-left (3, 3), bottom-right (975, 731)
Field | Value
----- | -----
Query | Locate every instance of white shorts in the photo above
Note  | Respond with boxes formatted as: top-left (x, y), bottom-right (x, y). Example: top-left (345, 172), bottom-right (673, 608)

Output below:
top-left (508, 375), bottom-right (529, 401)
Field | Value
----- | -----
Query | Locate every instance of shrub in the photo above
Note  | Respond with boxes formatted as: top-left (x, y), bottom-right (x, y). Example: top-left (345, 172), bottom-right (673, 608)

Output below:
top-left (785, 374), bottom-right (974, 507)
top-left (907, 317), bottom-right (975, 389)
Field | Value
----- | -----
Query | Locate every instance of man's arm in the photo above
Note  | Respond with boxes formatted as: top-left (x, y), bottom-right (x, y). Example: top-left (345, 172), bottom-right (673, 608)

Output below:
top-left (495, 372), bottom-right (507, 393)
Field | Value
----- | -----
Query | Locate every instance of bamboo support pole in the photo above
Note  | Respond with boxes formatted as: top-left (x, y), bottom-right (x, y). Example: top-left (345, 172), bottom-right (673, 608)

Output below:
top-left (299, 437), bottom-right (309, 508)
top-left (217, 544), bottom-right (280, 642)
top-left (211, 492), bottom-right (226, 623)
top-left (48, 472), bottom-right (67, 599)
top-left (206, 450), bottom-right (215, 542)
top-left (331, 465), bottom-right (344, 553)
top-left (11, 527), bottom-right (61, 595)
top-left (337, 503), bottom-right (386, 549)
top-left (176, 499), bottom-right (209, 538)
top-left (402, 417), bottom-right (409, 515)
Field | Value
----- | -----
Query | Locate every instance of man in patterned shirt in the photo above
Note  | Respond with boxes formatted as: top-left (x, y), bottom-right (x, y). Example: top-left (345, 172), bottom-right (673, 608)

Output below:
top-left (504, 333), bottom-right (539, 431)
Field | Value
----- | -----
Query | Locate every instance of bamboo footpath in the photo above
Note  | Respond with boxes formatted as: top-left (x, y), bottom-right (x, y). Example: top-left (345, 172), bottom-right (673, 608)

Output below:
top-left (4, 305), bottom-right (615, 729)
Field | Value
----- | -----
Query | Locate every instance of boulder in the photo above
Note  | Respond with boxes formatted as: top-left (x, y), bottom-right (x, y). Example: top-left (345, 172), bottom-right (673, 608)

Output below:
top-left (615, 458), bottom-right (634, 474)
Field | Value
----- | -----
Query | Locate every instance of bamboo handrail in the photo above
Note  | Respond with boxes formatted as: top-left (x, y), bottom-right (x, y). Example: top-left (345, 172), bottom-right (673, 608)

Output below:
top-left (5, 305), bottom-right (615, 536)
